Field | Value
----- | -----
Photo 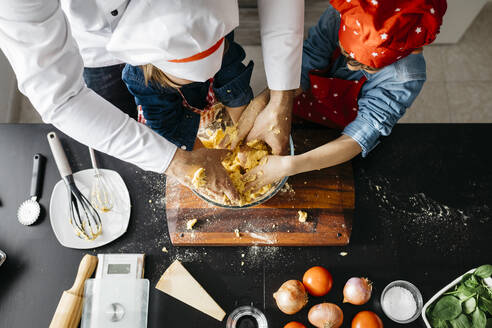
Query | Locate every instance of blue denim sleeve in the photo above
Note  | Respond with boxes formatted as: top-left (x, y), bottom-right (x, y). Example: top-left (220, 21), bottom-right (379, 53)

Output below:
top-left (122, 64), bottom-right (200, 151)
top-left (343, 55), bottom-right (426, 156)
top-left (213, 40), bottom-right (254, 108)
top-left (301, 5), bottom-right (340, 90)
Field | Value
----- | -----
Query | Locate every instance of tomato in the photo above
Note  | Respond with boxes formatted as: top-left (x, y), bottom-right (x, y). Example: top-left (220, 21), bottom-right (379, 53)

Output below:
top-left (302, 266), bottom-right (333, 297)
top-left (283, 322), bottom-right (306, 328)
top-left (351, 311), bottom-right (383, 328)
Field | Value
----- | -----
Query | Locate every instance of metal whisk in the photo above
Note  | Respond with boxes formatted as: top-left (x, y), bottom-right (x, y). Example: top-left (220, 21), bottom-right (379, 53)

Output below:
top-left (89, 148), bottom-right (114, 212)
top-left (47, 132), bottom-right (102, 240)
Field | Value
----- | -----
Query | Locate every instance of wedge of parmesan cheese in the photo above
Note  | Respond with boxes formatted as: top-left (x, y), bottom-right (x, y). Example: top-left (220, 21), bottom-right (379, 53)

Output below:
top-left (156, 260), bottom-right (226, 321)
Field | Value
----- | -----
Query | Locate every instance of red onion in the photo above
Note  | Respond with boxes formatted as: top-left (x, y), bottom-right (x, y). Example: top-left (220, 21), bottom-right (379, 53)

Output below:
top-left (273, 280), bottom-right (308, 314)
top-left (343, 277), bottom-right (372, 305)
top-left (308, 303), bottom-right (343, 328)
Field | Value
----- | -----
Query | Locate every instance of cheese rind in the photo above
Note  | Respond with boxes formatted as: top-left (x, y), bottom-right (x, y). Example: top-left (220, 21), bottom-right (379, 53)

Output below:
top-left (156, 260), bottom-right (226, 321)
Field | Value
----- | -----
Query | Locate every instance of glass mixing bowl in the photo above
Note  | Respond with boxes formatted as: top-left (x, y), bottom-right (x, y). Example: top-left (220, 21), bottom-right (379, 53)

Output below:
top-left (193, 136), bottom-right (294, 209)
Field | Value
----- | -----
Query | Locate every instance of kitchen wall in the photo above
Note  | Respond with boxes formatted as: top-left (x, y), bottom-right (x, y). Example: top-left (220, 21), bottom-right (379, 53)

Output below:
top-left (436, 0), bottom-right (486, 43)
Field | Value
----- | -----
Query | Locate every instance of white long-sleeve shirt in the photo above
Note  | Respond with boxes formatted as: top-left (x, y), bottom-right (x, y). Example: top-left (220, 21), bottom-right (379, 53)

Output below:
top-left (0, 0), bottom-right (303, 173)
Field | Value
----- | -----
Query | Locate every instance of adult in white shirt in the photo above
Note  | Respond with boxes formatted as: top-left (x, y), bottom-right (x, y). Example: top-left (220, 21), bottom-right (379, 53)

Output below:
top-left (0, 0), bottom-right (303, 199)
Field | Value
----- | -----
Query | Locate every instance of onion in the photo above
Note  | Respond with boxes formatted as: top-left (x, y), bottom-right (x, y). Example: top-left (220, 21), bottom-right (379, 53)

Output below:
top-left (273, 280), bottom-right (308, 314)
top-left (343, 277), bottom-right (372, 305)
top-left (308, 303), bottom-right (343, 328)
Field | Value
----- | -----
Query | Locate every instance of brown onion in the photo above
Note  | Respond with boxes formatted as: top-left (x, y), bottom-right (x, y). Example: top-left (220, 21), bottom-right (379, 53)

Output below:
top-left (273, 280), bottom-right (308, 314)
top-left (308, 303), bottom-right (343, 328)
top-left (343, 277), bottom-right (372, 305)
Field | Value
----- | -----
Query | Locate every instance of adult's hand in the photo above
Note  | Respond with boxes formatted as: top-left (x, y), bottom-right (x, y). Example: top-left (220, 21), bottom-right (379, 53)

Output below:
top-left (165, 148), bottom-right (240, 204)
top-left (245, 89), bottom-right (294, 155)
top-left (229, 88), bottom-right (270, 150)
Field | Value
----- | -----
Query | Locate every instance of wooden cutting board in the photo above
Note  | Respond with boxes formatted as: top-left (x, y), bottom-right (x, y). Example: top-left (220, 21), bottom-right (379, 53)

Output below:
top-left (165, 128), bottom-right (354, 246)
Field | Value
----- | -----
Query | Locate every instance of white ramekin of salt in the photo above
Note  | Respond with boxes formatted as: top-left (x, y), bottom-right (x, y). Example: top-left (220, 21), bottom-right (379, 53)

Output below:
top-left (381, 280), bottom-right (423, 323)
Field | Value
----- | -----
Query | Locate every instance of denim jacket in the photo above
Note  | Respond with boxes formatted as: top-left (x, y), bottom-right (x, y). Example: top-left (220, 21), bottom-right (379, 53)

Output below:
top-left (122, 33), bottom-right (254, 151)
top-left (302, 5), bottom-right (426, 156)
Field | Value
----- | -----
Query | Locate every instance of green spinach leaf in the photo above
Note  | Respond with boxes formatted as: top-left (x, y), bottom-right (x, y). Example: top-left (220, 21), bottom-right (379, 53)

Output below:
top-left (449, 314), bottom-right (472, 328)
top-left (429, 315), bottom-right (449, 328)
top-left (462, 297), bottom-right (476, 314)
top-left (432, 295), bottom-right (463, 320)
top-left (456, 284), bottom-right (476, 298)
top-left (485, 318), bottom-right (492, 328)
top-left (464, 274), bottom-right (480, 289)
top-left (471, 308), bottom-right (487, 328)
top-left (475, 265), bottom-right (492, 279)
top-left (479, 296), bottom-right (492, 315)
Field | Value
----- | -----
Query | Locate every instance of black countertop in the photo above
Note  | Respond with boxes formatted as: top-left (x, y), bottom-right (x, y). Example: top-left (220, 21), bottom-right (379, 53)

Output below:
top-left (0, 124), bottom-right (491, 328)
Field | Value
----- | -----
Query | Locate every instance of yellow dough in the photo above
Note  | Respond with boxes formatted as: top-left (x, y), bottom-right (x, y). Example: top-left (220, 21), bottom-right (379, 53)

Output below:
top-left (186, 218), bottom-right (198, 230)
top-left (191, 167), bottom-right (206, 189)
top-left (200, 126), bottom-right (237, 149)
top-left (199, 127), bottom-right (273, 205)
top-left (298, 210), bottom-right (308, 223)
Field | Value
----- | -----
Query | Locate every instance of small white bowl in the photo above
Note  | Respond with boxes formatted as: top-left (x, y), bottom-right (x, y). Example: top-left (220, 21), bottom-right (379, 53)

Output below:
top-left (381, 280), bottom-right (423, 324)
top-left (421, 268), bottom-right (475, 328)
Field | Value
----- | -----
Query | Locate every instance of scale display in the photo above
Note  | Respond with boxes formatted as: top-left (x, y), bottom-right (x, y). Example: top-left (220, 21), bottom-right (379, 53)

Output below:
top-left (108, 264), bottom-right (131, 275)
top-left (95, 254), bottom-right (144, 279)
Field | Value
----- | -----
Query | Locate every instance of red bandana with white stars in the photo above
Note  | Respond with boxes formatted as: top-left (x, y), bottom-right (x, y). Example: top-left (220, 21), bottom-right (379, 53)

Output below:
top-left (331, 0), bottom-right (447, 68)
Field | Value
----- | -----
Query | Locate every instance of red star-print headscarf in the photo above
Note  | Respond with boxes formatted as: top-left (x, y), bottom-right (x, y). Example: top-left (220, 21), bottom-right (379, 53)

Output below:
top-left (331, 0), bottom-right (447, 68)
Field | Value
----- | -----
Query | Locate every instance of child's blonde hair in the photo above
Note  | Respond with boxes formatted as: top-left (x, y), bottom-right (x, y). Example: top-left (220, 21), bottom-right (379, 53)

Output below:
top-left (141, 39), bottom-right (229, 88)
top-left (141, 64), bottom-right (182, 88)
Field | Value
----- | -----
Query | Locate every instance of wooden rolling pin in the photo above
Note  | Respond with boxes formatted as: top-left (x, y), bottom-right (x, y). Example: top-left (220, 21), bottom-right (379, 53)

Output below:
top-left (49, 254), bottom-right (98, 328)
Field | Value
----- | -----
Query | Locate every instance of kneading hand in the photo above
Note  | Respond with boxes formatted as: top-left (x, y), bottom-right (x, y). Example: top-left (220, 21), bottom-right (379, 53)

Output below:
top-left (166, 147), bottom-right (240, 204)
top-left (228, 88), bottom-right (270, 150)
top-left (242, 155), bottom-right (293, 193)
top-left (244, 89), bottom-right (293, 155)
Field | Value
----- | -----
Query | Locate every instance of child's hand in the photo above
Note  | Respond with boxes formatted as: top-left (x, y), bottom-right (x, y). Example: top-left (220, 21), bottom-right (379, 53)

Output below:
top-left (242, 155), bottom-right (293, 192)
top-left (166, 148), bottom-right (241, 204)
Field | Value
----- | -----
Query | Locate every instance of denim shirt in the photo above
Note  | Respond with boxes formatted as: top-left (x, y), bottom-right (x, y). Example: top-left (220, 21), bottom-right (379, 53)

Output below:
top-left (302, 5), bottom-right (426, 156)
top-left (122, 34), bottom-right (254, 151)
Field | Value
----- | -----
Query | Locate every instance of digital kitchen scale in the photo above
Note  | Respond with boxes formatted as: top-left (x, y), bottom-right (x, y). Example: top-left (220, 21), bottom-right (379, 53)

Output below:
top-left (81, 254), bottom-right (149, 328)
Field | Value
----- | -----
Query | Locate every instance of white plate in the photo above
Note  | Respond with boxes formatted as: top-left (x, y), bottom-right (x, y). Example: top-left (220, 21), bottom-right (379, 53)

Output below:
top-left (421, 268), bottom-right (476, 327)
top-left (49, 169), bottom-right (131, 249)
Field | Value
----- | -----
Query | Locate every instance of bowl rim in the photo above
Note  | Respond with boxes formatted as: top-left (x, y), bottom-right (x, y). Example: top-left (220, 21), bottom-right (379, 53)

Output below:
top-left (421, 268), bottom-right (475, 328)
top-left (380, 280), bottom-right (424, 324)
top-left (193, 135), bottom-right (295, 209)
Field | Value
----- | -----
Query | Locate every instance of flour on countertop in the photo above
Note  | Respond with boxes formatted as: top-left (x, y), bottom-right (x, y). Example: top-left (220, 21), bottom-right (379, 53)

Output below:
top-left (363, 175), bottom-right (491, 253)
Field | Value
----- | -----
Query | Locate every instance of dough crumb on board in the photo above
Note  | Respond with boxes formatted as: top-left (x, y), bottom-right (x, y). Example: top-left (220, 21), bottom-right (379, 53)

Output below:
top-left (339, 251), bottom-right (348, 257)
top-left (298, 210), bottom-right (308, 223)
top-left (268, 125), bottom-right (280, 135)
top-left (280, 182), bottom-right (295, 194)
top-left (186, 218), bottom-right (198, 230)
top-left (162, 247), bottom-right (168, 253)
top-left (191, 168), bottom-right (206, 189)
top-left (234, 229), bottom-right (240, 238)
